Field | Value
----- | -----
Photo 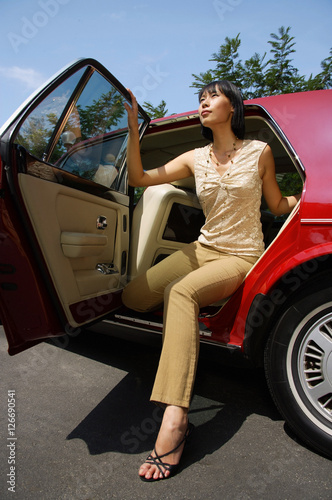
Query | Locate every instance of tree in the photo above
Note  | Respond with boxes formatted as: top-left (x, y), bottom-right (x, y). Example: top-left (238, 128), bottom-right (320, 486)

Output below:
top-left (143, 100), bottom-right (168, 119)
top-left (320, 48), bottom-right (332, 88)
top-left (306, 48), bottom-right (332, 90)
top-left (192, 34), bottom-right (245, 92)
top-left (191, 26), bottom-right (332, 98)
top-left (190, 26), bottom-right (329, 198)
top-left (264, 26), bottom-right (304, 94)
top-left (16, 113), bottom-right (57, 160)
top-left (16, 90), bottom-right (127, 168)
top-left (241, 52), bottom-right (268, 99)
top-left (77, 90), bottom-right (126, 139)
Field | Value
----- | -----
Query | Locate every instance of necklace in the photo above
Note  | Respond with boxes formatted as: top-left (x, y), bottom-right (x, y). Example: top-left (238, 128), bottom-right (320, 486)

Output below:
top-left (209, 141), bottom-right (238, 167)
top-left (205, 139), bottom-right (242, 181)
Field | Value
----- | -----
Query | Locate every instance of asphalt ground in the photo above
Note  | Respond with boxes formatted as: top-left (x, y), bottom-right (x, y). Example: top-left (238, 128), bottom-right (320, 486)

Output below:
top-left (0, 323), bottom-right (331, 500)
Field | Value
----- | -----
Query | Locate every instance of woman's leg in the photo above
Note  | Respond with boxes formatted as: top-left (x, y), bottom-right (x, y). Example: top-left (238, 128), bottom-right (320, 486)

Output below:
top-left (139, 246), bottom-right (256, 480)
top-left (123, 243), bottom-right (202, 481)
top-left (150, 248), bottom-right (256, 408)
top-left (122, 241), bottom-right (202, 312)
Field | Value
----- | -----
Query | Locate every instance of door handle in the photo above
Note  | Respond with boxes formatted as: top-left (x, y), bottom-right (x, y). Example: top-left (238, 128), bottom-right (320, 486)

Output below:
top-left (96, 216), bottom-right (107, 230)
top-left (96, 263), bottom-right (118, 275)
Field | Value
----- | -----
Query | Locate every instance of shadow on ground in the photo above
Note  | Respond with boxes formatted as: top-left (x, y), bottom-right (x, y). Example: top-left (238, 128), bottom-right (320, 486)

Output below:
top-left (48, 326), bottom-right (281, 472)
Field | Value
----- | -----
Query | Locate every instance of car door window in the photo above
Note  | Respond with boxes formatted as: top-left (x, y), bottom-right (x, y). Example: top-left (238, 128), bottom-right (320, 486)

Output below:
top-left (15, 67), bottom-right (86, 161)
top-left (14, 67), bottom-right (145, 193)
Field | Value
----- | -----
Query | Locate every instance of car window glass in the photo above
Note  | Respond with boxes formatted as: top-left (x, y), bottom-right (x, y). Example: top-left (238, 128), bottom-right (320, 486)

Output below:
top-left (50, 71), bottom-right (145, 191)
top-left (14, 67), bottom-right (145, 192)
top-left (15, 67), bottom-right (86, 160)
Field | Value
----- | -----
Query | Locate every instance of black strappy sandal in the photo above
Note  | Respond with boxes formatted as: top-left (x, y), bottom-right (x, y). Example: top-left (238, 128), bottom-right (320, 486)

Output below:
top-left (139, 423), bottom-right (194, 482)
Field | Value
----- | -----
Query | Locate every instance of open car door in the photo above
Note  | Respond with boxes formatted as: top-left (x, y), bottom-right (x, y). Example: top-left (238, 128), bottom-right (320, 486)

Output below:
top-left (0, 59), bottom-right (150, 354)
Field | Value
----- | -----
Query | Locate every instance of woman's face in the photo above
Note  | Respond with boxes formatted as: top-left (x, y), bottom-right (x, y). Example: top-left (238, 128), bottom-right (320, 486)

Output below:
top-left (198, 86), bottom-right (234, 129)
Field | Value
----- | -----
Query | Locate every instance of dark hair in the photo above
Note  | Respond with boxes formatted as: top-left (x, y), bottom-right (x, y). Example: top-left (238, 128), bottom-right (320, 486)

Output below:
top-left (198, 80), bottom-right (245, 140)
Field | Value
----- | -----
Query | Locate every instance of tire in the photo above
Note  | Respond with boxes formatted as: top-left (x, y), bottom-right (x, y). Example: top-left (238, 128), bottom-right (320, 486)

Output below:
top-left (264, 288), bottom-right (332, 458)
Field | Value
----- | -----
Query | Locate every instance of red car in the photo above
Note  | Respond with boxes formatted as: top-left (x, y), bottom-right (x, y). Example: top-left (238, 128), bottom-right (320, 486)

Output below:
top-left (0, 58), bottom-right (331, 459)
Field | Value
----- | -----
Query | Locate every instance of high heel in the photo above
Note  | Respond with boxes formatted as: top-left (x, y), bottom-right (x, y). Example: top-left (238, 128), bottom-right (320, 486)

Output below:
top-left (139, 423), bottom-right (194, 482)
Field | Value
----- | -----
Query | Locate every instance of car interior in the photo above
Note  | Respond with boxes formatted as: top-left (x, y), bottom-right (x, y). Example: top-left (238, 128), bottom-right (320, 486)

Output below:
top-left (128, 111), bottom-right (304, 280)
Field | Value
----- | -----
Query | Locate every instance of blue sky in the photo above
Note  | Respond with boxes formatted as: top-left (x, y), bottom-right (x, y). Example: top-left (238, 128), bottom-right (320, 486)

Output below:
top-left (1, 0), bottom-right (331, 126)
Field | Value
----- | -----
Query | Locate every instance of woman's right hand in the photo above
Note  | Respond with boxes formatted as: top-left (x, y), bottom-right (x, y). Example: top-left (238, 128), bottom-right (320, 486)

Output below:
top-left (124, 89), bottom-right (194, 188)
top-left (124, 89), bottom-right (139, 133)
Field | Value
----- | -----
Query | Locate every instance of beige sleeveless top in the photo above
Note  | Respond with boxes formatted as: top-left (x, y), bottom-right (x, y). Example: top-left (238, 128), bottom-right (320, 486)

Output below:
top-left (194, 139), bottom-right (266, 257)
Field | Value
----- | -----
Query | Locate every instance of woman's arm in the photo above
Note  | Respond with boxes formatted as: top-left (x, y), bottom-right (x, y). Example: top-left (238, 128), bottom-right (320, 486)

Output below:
top-left (124, 90), bottom-right (194, 187)
top-left (260, 145), bottom-right (301, 216)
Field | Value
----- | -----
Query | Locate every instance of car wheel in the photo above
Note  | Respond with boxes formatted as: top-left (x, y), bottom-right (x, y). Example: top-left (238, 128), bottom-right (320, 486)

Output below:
top-left (264, 288), bottom-right (332, 458)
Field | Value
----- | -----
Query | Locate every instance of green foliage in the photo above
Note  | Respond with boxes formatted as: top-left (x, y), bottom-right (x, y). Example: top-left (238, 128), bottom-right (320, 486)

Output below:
top-left (191, 26), bottom-right (332, 98)
top-left (16, 115), bottom-right (51, 159)
top-left (77, 90), bottom-right (125, 140)
top-left (16, 90), bottom-right (126, 164)
top-left (210, 34), bottom-right (243, 87)
top-left (277, 172), bottom-right (303, 197)
top-left (143, 100), bottom-right (168, 119)
top-left (134, 186), bottom-right (145, 204)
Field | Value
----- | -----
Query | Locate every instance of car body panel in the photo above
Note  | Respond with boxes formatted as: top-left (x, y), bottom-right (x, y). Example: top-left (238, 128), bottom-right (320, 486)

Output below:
top-left (249, 91), bottom-right (332, 222)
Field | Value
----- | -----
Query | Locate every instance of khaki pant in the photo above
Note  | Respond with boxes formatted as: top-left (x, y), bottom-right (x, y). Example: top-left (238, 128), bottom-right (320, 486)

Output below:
top-left (122, 241), bottom-right (257, 409)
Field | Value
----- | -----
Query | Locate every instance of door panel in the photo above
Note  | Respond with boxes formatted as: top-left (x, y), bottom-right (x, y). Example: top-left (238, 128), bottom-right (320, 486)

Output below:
top-left (19, 173), bottom-right (129, 326)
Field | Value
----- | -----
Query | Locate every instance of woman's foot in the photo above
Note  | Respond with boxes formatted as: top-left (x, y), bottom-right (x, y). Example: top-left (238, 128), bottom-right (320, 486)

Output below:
top-left (139, 405), bottom-right (189, 481)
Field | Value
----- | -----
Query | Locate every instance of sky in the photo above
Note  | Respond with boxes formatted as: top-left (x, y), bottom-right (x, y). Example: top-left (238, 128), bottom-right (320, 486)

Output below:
top-left (0, 0), bottom-right (331, 126)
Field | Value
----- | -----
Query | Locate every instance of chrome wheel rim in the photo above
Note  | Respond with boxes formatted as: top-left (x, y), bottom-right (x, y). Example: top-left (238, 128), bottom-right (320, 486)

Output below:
top-left (289, 308), bottom-right (332, 429)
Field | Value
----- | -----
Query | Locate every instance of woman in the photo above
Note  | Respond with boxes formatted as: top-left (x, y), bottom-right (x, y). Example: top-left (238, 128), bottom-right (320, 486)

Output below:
top-left (123, 81), bottom-right (300, 481)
